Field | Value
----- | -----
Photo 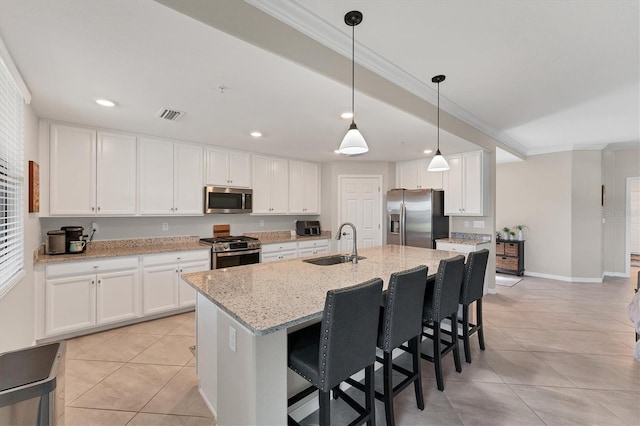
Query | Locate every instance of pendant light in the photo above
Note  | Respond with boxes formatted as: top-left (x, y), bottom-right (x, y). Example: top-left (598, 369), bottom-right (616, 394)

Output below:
top-left (428, 74), bottom-right (449, 171)
top-left (338, 11), bottom-right (369, 155)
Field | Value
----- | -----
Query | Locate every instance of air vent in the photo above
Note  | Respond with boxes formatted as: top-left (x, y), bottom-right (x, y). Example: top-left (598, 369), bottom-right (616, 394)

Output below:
top-left (155, 108), bottom-right (185, 121)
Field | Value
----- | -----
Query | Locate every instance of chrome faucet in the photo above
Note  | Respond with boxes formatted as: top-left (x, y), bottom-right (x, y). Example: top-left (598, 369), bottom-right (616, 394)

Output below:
top-left (336, 222), bottom-right (359, 264)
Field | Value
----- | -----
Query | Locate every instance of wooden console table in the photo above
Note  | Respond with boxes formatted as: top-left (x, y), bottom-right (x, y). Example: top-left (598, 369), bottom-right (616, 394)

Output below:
top-left (496, 239), bottom-right (524, 276)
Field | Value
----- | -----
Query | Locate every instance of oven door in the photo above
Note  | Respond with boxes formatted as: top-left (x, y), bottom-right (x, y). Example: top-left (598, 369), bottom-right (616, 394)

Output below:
top-left (213, 249), bottom-right (261, 269)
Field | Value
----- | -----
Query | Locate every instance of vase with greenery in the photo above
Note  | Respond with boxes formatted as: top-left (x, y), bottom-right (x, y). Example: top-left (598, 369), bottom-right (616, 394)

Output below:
top-left (501, 227), bottom-right (510, 240)
top-left (514, 224), bottom-right (528, 240)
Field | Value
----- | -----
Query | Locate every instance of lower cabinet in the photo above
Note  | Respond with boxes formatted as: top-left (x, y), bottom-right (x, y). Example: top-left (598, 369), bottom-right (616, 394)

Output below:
top-left (435, 240), bottom-right (491, 254)
top-left (261, 239), bottom-right (330, 263)
top-left (44, 257), bottom-right (139, 336)
top-left (297, 239), bottom-right (329, 257)
top-left (141, 250), bottom-right (210, 314)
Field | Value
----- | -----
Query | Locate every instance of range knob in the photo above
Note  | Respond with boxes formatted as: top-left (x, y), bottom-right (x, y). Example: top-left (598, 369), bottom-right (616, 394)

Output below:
top-left (222, 243), bottom-right (230, 251)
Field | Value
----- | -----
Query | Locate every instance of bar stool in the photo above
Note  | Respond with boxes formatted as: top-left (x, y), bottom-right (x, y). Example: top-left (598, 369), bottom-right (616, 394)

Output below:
top-left (287, 278), bottom-right (383, 426)
top-left (344, 265), bottom-right (428, 426)
top-left (421, 255), bottom-right (465, 391)
top-left (459, 249), bottom-right (490, 363)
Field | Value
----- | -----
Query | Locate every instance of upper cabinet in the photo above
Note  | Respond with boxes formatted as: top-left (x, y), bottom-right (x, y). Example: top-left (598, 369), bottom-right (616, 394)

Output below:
top-left (288, 160), bottom-right (320, 214)
top-left (205, 148), bottom-right (251, 188)
top-left (252, 155), bottom-right (289, 214)
top-left (396, 158), bottom-right (443, 190)
top-left (442, 150), bottom-right (488, 216)
top-left (138, 137), bottom-right (203, 216)
top-left (50, 124), bottom-right (136, 216)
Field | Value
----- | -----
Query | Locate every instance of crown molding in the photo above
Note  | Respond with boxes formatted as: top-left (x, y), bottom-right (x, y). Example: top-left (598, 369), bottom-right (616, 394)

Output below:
top-left (0, 34), bottom-right (31, 103)
top-left (525, 143), bottom-right (608, 156)
top-left (246, 0), bottom-right (526, 156)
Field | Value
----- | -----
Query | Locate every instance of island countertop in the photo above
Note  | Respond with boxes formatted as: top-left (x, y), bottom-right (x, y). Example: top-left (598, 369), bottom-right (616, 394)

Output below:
top-left (182, 244), bottom-right (461, 336)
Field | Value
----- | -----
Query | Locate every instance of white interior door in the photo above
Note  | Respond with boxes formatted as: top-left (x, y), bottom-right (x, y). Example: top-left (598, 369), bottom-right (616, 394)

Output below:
top-left (339, 176), bottom-right (382, 252)
top-left (630, 177), bottom-right (640, 254)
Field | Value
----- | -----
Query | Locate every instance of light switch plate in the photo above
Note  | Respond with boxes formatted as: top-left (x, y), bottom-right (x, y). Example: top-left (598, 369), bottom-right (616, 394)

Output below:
top-left (229, 326), bottom-right (237, 352)
top-left (162, 222), bottom-right (169, 231)
top-left (473, 220), bottom-right (485, 228)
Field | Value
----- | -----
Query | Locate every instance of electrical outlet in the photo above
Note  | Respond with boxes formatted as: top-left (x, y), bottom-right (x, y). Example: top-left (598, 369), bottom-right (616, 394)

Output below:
top-left (229, 326), bottom-right (237, 352)
top-left (473, 220), bottom-right (485, 228)
top-left (162, 222), bottom-right (169, 231)
top-left (464, 221), bottom-right (469, 228)
top-left (259, 220), bottom-right (264, 227)
top-left (91, 222), bottom-right (99, 233)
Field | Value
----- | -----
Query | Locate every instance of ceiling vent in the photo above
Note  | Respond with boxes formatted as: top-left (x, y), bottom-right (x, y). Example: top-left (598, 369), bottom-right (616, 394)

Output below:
top-left (155, 108), bottom-right (185, 121)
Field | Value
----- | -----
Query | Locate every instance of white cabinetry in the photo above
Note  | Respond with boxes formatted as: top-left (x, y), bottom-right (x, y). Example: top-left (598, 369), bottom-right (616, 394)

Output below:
top-left (205, 148), bottom-right (251, 188)
top-left (138, 137), bottom-right (204, 215)
top-left (44, 257), bottom-right (139, 336)
top-left (289, 160), bottom-right (320, 214)
top-left (50, 124), bottom-right (136, 215)
top-left (261, 241), bottom-right (298, 263)
top-left (252, 155), bottom-right (289, 214)
top-left (297, 239), bottom-right (329, 257)
top-left (396, 158), bottom-right (443, 190)
top-left (436, 240), bottom-right (491, 254)
top-left (443, 151), bottom-right (488, 216)
top-left (141, 250), bottom-right (209, 314)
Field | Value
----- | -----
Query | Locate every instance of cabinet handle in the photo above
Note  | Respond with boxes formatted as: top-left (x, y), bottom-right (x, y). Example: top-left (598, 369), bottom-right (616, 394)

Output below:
top-left (91, 280), bottom-right (95, 285)
top-left (176, 269), bottom-right (179, 273)
top-left (180, 269), bottom-right (183, 273)
top-left (98, 280), bottom-right (101, 285)
top-left (93, 265), bottom-right (99, 269)
top-left (97, 206), bottom-right (101, 212)
top-left (91, 207), bottom-right (95, 211)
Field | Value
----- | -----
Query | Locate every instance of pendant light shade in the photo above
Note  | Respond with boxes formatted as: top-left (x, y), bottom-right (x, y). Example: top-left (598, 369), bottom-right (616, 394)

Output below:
top-left (338, 11), bottom-right (368, 155)
top-left (428, 74), bottom-right (449, 171)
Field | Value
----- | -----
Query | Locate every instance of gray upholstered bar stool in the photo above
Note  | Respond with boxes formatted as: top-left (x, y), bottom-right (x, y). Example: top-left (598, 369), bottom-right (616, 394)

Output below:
top-left (287, 278), bottom-right (383, 426)
top-left (344, 265), bottom-right (428, 426)
top-left (459, 249), bottom-right (490, 363)
top-left (421, 255), bottom-right (465, 391)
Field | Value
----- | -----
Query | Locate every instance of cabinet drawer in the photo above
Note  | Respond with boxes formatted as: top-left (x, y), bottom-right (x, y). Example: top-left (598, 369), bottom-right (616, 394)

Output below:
top-left (262, 241), bottom-right (298, 254)
top-left (504, 243), bottom-right (519, 257)
top-left (496, 256), bottom-right (518, 271)
top-left (495, 242), bottom-right (505, 255)
top-left (297, 239), bottom-right (329, 249)
top-left (142, 250), bottom-right (210, 267)
top-left (46, 257), bottom-right (138, 278)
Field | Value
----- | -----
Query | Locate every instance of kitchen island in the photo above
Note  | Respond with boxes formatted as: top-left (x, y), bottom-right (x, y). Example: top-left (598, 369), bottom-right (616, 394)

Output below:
top-left (181, 244), bottom-right (460, 425)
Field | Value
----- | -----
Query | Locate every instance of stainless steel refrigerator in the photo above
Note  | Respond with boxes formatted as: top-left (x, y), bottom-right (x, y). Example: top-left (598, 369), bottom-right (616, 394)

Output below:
top-left (387, 188), bottom-right (449, 248)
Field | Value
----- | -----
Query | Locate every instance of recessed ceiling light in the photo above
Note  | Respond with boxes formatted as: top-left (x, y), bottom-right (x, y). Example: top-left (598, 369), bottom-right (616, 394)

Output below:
top-left (423, 149), bottom-right (433, 154)
top-left (340, 112), bottom-right (353, 119)
top-left (250, 131), bottom-right (262, 138)
top-left (95, 99), bottom-right (116, 107)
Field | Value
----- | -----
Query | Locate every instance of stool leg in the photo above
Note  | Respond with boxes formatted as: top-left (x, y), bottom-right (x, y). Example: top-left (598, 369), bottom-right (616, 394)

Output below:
top-left (477, 299), bottom-right (486, 351)
top-left (433, 321), bottom-right (444, 391)
top-left (365, 364), bottom-right (376, 426)
top-left (410, 336), bottom-right (425, 410)
top-left (383, 351), bottom-right (395, 426)
top-left (319, 390), bottom-right (330, 426)
top-left (452, 314), bottom-right (462, 373)
top-left (462, 304), bottom-right (471, 363)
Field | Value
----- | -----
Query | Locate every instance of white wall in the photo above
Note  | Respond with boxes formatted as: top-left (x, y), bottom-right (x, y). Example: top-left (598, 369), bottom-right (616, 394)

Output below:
top-left (0, 103), bottom-right (40, 352)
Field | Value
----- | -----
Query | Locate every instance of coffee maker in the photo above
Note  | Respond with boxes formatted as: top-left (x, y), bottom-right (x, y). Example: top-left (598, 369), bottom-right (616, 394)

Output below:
top-left (61, 226), bottom-right (87, 253)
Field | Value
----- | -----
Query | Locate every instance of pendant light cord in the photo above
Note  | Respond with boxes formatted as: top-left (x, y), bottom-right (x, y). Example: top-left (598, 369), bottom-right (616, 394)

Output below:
top-left (436, 80), bottom-right (440, 151)
top-left (351, 23), bottom-right (355, 124)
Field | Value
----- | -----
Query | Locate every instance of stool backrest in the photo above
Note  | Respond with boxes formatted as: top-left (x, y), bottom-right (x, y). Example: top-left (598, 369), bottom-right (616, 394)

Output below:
top-left (381, 265), bottom-right (428, 352)
top-left (460, 249), bottom-right (490, 305)
top-left (320, 278), bottom-right (383, 391)
top-left (432, 255), bottom-right (465, 321)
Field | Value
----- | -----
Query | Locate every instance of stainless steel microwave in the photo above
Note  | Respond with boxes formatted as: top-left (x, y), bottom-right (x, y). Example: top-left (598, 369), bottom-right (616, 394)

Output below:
top-left (204, 187), bottom-right (252, 214)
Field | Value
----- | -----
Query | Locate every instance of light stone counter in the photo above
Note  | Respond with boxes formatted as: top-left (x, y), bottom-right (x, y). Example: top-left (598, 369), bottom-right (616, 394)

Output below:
top-left (34, 236), bottom-right (209, 264)
top-left (243, 230), bottom-right (332, 244)
top-left (436, 238), bottom-right (490, 245)
top-left (182, 244), bottom-right (460, 336)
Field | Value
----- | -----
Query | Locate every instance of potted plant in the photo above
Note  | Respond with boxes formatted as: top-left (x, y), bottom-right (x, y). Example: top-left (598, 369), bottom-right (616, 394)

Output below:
top-left (501, 227), bottom-right (510, 240)
top-left (513, 224), bottom-right (528, 240)
top-left (509, 231), bottom-right (516, 240)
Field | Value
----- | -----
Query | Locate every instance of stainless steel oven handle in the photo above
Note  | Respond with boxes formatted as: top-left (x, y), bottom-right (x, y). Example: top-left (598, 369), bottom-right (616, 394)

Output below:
top-left (215, 249), bottom-right (262, 258)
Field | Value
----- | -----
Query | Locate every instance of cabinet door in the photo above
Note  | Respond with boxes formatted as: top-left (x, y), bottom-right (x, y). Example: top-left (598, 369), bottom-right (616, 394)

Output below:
top-left (288, 161), bottom-right (306, 214)
top-left (142, 264), bottom-right (179, 315)
top-left (96, 269), bottom-right (139, 324)
top-left (174, 143), bottom-right (204, 215)
top-left (45, 274), bottom-right (96, 335)
top-left (96, 132), bottom-right (137, 215)
top-left (420, 163), bottom-right (443, 189)
top-left (462, 152), bottom-right (484, 215)
top-left (228, 151), bottom-right (251, 188)
top-left (261, 252), bottom-right (281, 263)
top-left (138, 137), bottom-right (175, 215)
top-left (443, 154), bottom-right (463, 215)
top-left (252, 155), bottom-right (272, 214)
top-left (303, 162), bottom-right (320, 214)
top-left (178, 260), bottom-right (209, 307)
top-left (269, 157), bottom-right (289, 214)
top-left (50, 124), bottom-right (96, 215)
top-left (397, 160), bottom-right (419, 189)
top-left (205, 147), bottom-right (230, 186)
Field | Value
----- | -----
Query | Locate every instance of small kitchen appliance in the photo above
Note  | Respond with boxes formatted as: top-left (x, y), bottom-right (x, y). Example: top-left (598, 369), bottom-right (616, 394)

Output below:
top-left (199, 236), bottom-right (261, 269)
top-left (61, 226), bottom-right (86, 253)
top-left (204, 187), bottom-right (252, 214)
top-left (44, 230), bottom-right (66, 255)
top-left (295, 220), bottom-right (321, 236)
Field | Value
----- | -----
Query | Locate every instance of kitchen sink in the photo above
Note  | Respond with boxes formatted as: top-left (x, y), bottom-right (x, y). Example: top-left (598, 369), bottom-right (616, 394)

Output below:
top-left (303, 254), bottom-right (366, 266)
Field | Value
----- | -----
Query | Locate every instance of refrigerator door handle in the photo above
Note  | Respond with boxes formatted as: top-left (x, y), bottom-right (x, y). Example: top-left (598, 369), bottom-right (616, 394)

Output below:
top-left (400, 202), bottom-right (406, 246)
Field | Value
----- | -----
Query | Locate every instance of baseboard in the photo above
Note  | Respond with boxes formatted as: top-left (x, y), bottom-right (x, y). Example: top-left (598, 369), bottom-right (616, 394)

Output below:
top-left (198, 386), bottom-right (217, 419)
top-left (603, 271), bottom-right (629, 278)
top-left (524, 271), bottom-right (603, 283)
top-left (487, 288), bottom-right (497, 294)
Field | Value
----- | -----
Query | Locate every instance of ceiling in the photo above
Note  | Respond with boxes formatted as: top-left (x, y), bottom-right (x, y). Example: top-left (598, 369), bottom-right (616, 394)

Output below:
top-left (0, 0), bottom-right (637, 164)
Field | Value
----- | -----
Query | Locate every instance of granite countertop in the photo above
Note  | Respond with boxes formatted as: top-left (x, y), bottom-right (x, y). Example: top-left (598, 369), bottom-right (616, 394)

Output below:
top-left (34, 236), bottom-right (210, 264)
top-left (182, 244), bottom-right (461, 336)
top-left (244, 230), bottom-right (332, 244)
top-left (436, 238), bottom-right (492, 245)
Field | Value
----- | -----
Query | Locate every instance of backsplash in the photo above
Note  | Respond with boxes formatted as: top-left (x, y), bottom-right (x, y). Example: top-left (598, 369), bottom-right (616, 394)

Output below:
top-left (450, 232), bottom-right (492, 242)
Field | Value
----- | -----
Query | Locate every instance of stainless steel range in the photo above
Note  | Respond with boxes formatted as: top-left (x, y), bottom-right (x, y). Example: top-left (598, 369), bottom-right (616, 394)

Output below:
top-left (200, 236), bottom-right (261, 269)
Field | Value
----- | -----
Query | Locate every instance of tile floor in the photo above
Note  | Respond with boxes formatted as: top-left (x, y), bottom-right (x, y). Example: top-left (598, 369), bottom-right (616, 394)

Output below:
top-left (63, 269), bottom-right (639, 425)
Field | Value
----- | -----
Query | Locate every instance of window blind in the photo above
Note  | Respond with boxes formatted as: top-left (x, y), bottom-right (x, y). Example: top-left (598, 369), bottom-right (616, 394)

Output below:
top-left (0, 55), bottom-right (24, 294)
